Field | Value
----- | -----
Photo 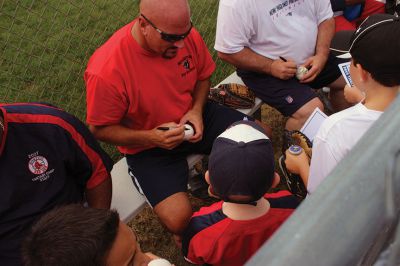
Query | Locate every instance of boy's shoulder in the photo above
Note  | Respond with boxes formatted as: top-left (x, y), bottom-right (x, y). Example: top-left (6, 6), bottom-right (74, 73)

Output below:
top-left (182, 196), bottom-right (295, 265)
top-left (192, 200), bottom-right (224, 218)
top-left (265, 191), bottom-right (301, 209)
top-left (317, 103), bottom-right (377, 140)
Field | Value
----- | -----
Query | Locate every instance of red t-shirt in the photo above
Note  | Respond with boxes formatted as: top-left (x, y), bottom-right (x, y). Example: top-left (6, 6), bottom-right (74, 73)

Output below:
top-left (85, 20), bottom-right (215, 154)
top-left (182, 191), bottom-right (296, 266)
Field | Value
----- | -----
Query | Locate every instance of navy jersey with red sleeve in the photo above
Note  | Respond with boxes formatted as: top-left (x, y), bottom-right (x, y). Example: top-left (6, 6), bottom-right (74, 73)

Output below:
top-left (182, 191), bottom-right (298, 266)
top-left (0, 103), bottom-right (113, 266)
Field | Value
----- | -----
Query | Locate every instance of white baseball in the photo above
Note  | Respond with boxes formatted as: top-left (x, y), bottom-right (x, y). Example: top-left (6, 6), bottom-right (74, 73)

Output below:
top-left (148, 258), bottom-right (173, 266)
top-left (183, 124), bottom-right (194, 140)
top-left (296, 66), bottom-right (309, 80)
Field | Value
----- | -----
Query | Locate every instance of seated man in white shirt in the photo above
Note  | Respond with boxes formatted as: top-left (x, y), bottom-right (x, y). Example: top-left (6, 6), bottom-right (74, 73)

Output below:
top-left (215, 0), bottom-right (348, 130)
top-left (283, 14), bottom-right (400, 195)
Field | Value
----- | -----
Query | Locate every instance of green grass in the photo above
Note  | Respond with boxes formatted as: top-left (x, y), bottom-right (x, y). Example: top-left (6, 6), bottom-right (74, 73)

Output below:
top-left (0, 2), bottom-right (287, 265)
top-left (0, 0), bottom-right (234, 160)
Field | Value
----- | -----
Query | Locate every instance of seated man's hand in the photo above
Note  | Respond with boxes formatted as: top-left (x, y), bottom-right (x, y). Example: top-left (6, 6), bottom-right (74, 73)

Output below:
top-left (151, 122), bottom-right (185, 150)
top-left (300, 54), bottom-right (328, 83)
top-left (344, 84), bottom-right (365, 104)
top-left (270, 58), bottom-right (297, 80)
top-left (180, 109), bottom-right (203, 143)
top-left (284, 149), bottom-right (309, 175)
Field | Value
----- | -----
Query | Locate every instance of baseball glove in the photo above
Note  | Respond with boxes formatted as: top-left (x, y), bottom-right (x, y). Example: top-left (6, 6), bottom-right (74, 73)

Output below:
top-left (279, 130), bottom-right (313, 199)
top-left (282, 130), bottom-right (312, 159)
top-left (208, 83), bottom-right (255, 109)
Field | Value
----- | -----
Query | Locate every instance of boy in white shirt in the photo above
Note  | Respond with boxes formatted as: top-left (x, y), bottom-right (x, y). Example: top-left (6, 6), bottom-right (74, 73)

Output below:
top-left (283, 14), bottom-right (400, 195)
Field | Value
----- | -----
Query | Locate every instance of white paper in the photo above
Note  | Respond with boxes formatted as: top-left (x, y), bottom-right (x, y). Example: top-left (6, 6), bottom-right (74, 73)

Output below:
top-left (300, 107), bottom-right (328, 142)
top-left (338, 62), bottom-right (353, 87)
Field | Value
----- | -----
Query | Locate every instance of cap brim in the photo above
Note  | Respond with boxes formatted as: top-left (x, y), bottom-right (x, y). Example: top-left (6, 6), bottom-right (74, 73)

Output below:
top-left (330, 30), bottom-right (354, 58)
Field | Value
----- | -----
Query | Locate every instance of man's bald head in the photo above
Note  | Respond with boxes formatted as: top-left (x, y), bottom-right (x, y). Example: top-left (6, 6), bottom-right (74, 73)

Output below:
top-left (140, 0), bottom-right (190, 28)
top-left (137, 0), bottom-right (192, 58)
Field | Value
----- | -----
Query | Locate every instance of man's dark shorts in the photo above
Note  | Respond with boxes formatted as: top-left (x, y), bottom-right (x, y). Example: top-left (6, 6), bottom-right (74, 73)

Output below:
top-left (126, 101), bottom-right (254, 207)
top-left (237, 53), bottom-right (348, 116)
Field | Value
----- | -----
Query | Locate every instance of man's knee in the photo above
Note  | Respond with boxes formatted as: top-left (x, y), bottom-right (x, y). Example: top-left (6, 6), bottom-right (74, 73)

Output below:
top-left (293, 97), bottom-right (324, 121)
top-left (153, 192), bottom-right (192, 234)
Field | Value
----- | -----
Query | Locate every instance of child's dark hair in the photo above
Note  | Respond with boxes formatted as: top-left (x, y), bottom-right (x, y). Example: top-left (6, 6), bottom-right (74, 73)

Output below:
top-left (22, 204), bottom-right (120, 266)
top-left (352, 58), bottom-right (400, 87)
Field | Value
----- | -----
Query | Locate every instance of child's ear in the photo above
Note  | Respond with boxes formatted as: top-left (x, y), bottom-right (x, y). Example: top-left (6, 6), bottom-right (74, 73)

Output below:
top-left (205, 171), bottom-right (219, 199)
top-left (205, 171), bottom-right (210, 184)
top-left (271, 172), bottom-right (280, 188)
top-left (356, 63), bottom-right (370, 84)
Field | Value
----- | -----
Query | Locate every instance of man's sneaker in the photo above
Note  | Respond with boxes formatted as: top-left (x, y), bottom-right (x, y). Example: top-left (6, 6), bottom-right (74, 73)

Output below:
top-left (278, 155), bottom-right (307, 200)
top-left (187, 169), bottom-right (210, 200)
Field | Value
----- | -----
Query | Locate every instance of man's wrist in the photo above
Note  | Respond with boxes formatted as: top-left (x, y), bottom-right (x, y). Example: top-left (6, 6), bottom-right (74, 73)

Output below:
top-left (190, 104), bottom-right (203, 115)
top-left (315, 51), bottom-right (329, 64)
top-left (264, 60), bottom-right (274, 75)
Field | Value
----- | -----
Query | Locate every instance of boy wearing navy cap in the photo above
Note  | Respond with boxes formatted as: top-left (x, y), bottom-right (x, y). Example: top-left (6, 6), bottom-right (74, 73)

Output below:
top-left (284, 14), bottom-right (400, 195)
top-left (182, 121), bottom-right (298, 266)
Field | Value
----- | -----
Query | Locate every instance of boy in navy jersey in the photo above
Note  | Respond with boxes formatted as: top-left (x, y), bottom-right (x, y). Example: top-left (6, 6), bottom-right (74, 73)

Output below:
top-left (182, 121), bottom-right (298, 266)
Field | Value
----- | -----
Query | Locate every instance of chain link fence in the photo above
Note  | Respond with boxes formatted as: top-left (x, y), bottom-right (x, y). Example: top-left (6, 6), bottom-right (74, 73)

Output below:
top-left (0, 0), bottom-right (233, 159)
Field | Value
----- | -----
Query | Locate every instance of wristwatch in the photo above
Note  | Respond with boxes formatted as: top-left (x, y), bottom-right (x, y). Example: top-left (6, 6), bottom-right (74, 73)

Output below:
top-left (288, 145), bottom-right (303, 155)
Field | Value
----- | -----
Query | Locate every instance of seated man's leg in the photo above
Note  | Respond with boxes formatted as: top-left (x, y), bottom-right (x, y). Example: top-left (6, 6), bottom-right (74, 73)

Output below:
top-left (153, 192), bottom-right (191, 247)
top-left (287, 97), bottom-right (324, 130)
top-left (126, 150), bottom-right (192, 238)
top-left (238, 70), bottom-right (322, 131)
top-left (125, 103), bottom-right (262, 243)
top-left (201, 101), bottom-right (271, 139)
top-left (308, 54), bottom-right (350, 112)
top-left (178, 101), bottom-right (268, 155)
top-left (328, 76), bottom-right (349, 111)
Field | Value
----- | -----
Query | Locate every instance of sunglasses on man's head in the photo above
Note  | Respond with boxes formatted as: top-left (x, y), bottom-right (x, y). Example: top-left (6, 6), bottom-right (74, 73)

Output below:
top-left (141, 13), bottom-right (192, 43)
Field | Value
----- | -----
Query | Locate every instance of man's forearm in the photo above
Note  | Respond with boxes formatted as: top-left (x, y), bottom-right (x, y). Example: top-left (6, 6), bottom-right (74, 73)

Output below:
top-left (315, 18), bottom-right (335, 59)
top-left (218, 47), bottom-right (274, 75)
top-left (191, 78), bottom-right (211, 113)
top-left (89, 124), bottom-right (154, 147)
top-left (86, 177), bottom-right (112, 209)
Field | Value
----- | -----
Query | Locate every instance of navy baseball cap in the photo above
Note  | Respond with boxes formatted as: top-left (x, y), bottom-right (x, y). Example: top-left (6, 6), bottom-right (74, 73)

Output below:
top-left (208, 120), bottom-right (275, 204)
top-left (330, 14), bottom-right (400, 86)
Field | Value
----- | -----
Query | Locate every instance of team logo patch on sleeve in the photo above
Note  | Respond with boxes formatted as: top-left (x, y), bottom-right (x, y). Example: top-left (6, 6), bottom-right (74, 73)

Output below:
top-left (28, 156), bottom-right (49, 175)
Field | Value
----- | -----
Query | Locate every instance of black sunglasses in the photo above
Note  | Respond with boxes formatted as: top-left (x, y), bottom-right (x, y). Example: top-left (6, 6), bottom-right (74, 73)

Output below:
top-left (141, 13), bottom-right (192, 43)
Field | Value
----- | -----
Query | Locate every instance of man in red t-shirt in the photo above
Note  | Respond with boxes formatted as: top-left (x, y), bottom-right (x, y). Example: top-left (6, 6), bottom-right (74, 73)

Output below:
top-left (85, 0), bottom-right (270, 245)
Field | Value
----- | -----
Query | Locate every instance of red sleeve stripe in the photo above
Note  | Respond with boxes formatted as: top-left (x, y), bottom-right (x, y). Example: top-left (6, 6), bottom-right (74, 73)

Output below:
top-left (265, 190), bottom-right (293, 198)
top-left (8, 113), bottom-right (110, 189)
top-left (0, 102), bottom-right (62, 110)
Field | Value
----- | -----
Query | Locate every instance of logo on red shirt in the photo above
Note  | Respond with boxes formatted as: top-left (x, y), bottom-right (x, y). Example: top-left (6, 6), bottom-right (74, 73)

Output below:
top-left (28, 156), bottom-right (49, 175)
top-left (179, 55), bottom-right (195, 77)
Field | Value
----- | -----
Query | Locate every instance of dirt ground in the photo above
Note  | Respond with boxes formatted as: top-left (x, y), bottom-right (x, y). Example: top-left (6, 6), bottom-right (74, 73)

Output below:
top-left (129, 104), bottom-right (287, 265)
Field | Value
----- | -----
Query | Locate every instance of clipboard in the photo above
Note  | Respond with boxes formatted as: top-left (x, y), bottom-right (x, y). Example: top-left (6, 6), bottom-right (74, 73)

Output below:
top-left (338, 62), bottom-right (353, 87)
top-left (300, 107), bottom-right (328, 142)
